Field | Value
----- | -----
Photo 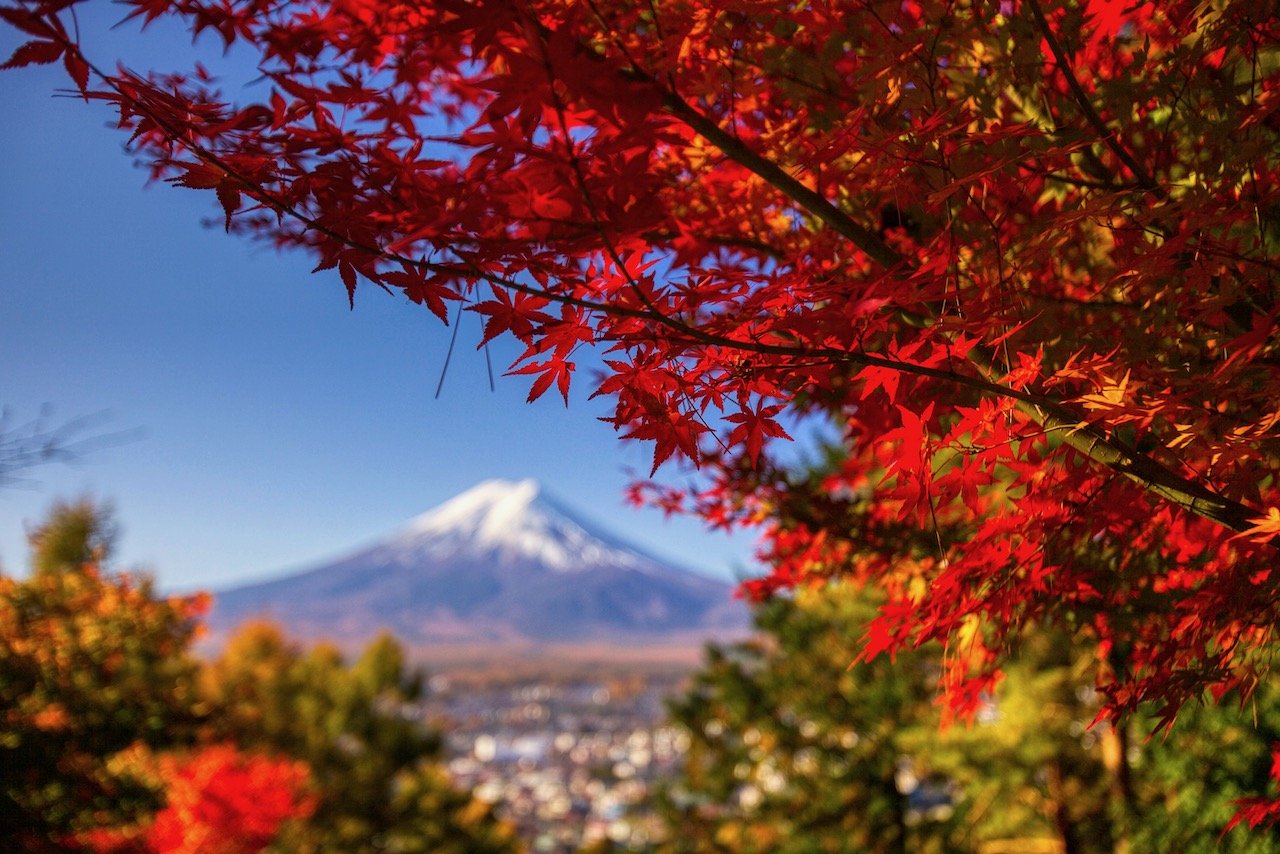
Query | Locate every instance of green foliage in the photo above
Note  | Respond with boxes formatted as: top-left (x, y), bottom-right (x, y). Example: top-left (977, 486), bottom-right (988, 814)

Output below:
top-left (202, 622), bottom-right (516, 853)
top-left (1133, 686), bottom-right (1280, 853)
top-left (660, 587), bottom-right (957, 853)
top-left (910, 629), bottom-right (1116, 852)
top-left (663, 584), bottom-right (1280, 853)
top-left (29, 497), bottom-right (119, 576)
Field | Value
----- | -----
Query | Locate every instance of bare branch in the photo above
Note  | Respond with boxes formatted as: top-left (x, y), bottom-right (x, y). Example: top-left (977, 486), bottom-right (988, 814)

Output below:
top-left (0, 406), bottom-right (139, 489)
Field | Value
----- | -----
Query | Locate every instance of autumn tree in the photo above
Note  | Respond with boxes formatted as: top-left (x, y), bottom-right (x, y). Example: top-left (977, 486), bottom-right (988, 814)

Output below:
top-left (2, 0), bottom-right (1278, 723)
top-left (0, 500), bottom-right (205, 848)
top-left (201, 621), bottom-right (517, 853)
top-left (2, 501), bottom-right (513, 852)
top-left (0, 502), bottom-right (315, 854)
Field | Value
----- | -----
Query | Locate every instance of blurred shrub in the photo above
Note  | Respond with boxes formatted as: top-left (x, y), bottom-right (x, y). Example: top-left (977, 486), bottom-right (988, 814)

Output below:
top-left (203, 623), bottom-right (516, 853)
top-left (1, 499), bottom-right (205, 847)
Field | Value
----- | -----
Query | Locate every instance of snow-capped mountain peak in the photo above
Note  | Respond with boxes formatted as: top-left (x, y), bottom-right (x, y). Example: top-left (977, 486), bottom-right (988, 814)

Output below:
top-left (386, 479), bottom-right (655, 573)
top-left (407, 478), bottom-right (542, 539)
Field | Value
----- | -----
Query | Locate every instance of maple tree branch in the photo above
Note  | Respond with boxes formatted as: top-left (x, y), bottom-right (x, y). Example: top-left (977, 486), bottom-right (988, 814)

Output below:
top-left (1016, 402), bottom-right (1263, 535)
top-left (56, 25), bottom-right (1273, 544)
top-left (652, 87), bottom-right (904, 271)
top-left (638, 70), bottom-right (1268, 538)
top-left (1025, 0), bottom-right (1162, 195)
top-left (525, 13), bottom-right (680, 336)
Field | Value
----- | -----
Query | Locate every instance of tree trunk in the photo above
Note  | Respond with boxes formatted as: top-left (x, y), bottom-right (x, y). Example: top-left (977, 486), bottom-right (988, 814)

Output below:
top-left (1045, 759), bottom-right (1081, 854)
top-left (1100, 721), bottom-right (1135, 854)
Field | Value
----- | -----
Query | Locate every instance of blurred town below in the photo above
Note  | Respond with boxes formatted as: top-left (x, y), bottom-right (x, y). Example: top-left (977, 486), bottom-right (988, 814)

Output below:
top-left (419, 657), bottom-right (694, 851)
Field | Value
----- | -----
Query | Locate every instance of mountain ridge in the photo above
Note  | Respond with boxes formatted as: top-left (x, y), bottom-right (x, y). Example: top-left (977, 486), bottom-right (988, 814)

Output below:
top-left (208, 480), bottom-right (749, 648)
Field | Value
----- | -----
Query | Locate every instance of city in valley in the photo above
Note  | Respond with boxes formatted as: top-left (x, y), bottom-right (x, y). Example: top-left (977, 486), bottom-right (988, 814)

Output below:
top-left (414, 653), bottom-right (701, 852)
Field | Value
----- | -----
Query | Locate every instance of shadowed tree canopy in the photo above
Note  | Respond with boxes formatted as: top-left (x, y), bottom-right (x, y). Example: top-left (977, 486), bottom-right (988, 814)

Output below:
top-left (2, 0), bottom-right (1278, 722)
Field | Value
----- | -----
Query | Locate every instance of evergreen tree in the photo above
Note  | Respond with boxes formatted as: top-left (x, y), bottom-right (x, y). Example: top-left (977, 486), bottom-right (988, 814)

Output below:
top-left (660, 586), bottom-right (957, 853)
top-left (663, 584), bottom-right (1280, 853)
top-left (1132, 684), bottom-right (1280, 853)
top-left (202, 621), bottom-right (517, 853)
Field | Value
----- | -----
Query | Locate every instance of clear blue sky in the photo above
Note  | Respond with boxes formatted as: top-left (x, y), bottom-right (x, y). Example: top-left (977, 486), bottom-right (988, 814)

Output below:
top-left (0, 7), bottom-right (762, 590)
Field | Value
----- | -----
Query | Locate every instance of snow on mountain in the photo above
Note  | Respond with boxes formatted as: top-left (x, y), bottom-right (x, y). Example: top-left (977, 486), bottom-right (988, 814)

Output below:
top-left (379, 479), bottom-right (665, 574)
top-left (209, 480), bottom-right (749, 647)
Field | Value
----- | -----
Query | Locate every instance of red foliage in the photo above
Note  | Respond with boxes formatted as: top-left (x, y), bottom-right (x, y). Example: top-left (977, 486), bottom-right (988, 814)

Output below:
top-left (1226, 746), bottom-right (1280, 834)
top-left (3, 0), bottom-right (1279, 728)
top-left (81, 744), bottom-right (314, 854)
top-left (146, 745), bottom-right (313, 854)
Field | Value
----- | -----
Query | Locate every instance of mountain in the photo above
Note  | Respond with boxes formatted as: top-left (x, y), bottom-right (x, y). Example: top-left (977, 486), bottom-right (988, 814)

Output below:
top-left (208, 479), bottom-right (749, 651)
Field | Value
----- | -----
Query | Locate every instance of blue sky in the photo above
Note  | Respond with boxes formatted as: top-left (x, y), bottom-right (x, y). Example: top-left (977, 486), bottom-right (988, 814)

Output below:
top-left (0, 7), bottom-right (761, 590)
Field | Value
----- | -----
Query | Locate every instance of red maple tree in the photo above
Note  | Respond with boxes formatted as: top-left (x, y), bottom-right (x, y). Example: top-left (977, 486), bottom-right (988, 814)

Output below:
top-left (3, 0), bottom-right (1278, 727)
top-left (79, 744), bottom-right (314, 854)
top-left (143, 745), bottom-right (314, 854)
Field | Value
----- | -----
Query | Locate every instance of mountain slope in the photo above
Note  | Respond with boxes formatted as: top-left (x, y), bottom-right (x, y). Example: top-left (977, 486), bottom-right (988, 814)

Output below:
top-left (209, 480), bottom-right (748, 646)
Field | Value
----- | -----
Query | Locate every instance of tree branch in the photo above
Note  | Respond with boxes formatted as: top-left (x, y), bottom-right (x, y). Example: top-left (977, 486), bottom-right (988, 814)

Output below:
top-left (637, 63), bottom-right (1268, 540)
top-left (654, 88), bottom-right (905, 271)
top-left (55, 23), bottom-right (1273, 544)
top-left (1025, 0), bottom-right (1162, 195)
